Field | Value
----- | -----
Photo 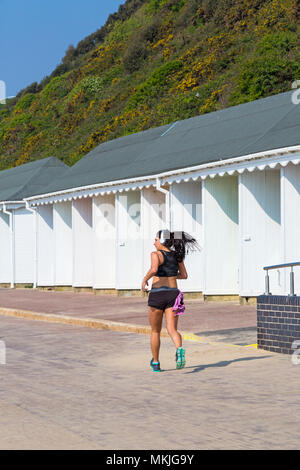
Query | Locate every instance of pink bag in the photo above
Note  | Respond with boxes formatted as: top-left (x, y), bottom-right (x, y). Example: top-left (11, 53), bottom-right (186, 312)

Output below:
top-left (172, 290), bottom-right (185, 316)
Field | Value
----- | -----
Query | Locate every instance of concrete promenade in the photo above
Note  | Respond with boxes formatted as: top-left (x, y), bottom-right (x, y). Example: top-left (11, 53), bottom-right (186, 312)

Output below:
top-left (0, 288), bottom-right (257, 346)
top-left (0, 289), bottom-right (298, 450)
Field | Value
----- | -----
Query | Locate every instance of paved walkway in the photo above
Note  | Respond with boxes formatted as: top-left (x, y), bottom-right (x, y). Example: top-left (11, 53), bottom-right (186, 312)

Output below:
top-left (0, 289), bottom-right (257, 345)
top-left (0, 315), bottom-right (298, 450)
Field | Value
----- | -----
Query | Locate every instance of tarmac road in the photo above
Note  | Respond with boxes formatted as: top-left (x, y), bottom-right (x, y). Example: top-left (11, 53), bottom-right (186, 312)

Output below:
top-left (0, 315), bottom-right (299, 450)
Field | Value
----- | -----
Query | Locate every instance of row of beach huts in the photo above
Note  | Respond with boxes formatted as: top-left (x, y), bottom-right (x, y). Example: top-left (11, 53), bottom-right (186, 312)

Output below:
top-left (1, 89), bottom-right (300, 301)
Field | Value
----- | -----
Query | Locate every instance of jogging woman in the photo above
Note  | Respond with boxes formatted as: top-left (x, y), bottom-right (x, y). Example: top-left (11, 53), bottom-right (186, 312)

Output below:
top-left (141, 230), bottom-right (199, 372)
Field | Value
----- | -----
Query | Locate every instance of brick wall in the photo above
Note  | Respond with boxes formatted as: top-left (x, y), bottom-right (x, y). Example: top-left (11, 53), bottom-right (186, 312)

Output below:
top-left (257, 295), bottom-right (300, 354)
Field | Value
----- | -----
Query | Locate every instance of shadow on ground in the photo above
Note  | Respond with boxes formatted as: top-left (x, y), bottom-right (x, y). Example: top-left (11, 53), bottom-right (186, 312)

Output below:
top-left (162, 355), bottom-right (270, 374)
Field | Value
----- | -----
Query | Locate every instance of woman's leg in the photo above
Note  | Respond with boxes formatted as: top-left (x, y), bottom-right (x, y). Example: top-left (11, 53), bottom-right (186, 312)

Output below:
top-left (148, 306), bottom-right (163, 362)
top-left (165, 307), bottom-right (182, 349)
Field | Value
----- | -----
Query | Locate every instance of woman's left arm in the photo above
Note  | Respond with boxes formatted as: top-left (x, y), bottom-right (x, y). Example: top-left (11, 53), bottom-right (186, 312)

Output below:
top-left (176, 260), bottom-right (188, 279)
top-left (141, 252), bottom-right (159, 292)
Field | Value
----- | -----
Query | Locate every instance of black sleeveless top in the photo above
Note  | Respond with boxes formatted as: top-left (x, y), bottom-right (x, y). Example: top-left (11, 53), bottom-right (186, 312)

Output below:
top-left (155, 250), bottom-right (179, 277)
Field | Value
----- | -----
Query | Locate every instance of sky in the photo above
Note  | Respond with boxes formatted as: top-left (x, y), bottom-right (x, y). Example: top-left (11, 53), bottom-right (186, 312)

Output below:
top-left (0, 0), bottom-right (126, 98)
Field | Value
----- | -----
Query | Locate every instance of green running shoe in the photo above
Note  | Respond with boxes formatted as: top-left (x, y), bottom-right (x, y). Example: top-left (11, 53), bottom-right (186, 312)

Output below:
top-left (150, 358), bottom-right (161, 372)
top-left (176, 347), bottom-right (186, 369)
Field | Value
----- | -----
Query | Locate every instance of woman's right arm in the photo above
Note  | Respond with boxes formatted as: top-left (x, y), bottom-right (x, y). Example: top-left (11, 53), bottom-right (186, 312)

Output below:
top-left (141, 252), bottom-right (160, 292)
top-left (177, 261), bottom-right (188, 279)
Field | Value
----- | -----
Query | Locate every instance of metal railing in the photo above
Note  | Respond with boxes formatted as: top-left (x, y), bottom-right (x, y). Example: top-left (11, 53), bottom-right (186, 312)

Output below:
top-left (263, 262), bottom-right (300, 296)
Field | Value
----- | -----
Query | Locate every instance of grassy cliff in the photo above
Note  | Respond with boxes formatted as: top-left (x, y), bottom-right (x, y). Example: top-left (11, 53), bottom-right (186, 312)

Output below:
top-left (0, 0), bottom-right (299, 170)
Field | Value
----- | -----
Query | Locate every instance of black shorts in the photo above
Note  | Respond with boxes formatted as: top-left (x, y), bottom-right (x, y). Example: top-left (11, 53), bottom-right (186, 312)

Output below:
top-left (148, 287), bottom-right (180, 312)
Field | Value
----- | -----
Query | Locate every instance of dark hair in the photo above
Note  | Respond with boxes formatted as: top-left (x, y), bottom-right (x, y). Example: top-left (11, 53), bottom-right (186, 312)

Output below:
top-left (156, 229), bottom-right (201, 262)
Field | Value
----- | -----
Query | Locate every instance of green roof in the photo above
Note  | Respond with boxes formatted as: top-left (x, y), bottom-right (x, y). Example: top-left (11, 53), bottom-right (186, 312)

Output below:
top-left (0, 156), bottom-right (68, 202)
top-left (29, 89), bottom-right (300, 196)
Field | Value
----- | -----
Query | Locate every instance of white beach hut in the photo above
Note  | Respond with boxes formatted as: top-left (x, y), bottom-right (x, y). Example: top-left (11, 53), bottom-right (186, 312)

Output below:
top-left (0, 157), bottom-right (68, 287)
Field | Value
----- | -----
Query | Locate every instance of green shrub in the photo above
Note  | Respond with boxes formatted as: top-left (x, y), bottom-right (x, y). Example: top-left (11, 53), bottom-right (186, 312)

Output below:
top-left (169, 0), bottom-right (186, 13)
top-left (129, 60), bottom-right (183, 106)
top-left (80, 76), bottom-right (104, 96)
top-left (7, 113), bottom-right (31, 128)
top-left (229, 56), bottom-right (300, 103)
top-left (229, 30), bottom-right (300, 104)
top-left (102, 65), bottom-right (124, 86)
top-left (62, 45), bottom-right (76, 65)
top-left (64, 76), bottom-right (104, 106)
top-left (123, 43), bottom-right (148, 73)
top-left (0, 107), bottom-right (8, 122)
top-left (161, 92), bottom-right (201, 120)
top-left (138, 17), bottom-right (161, 43)
top-left (14, 93), bottom-right (36, 111)
top-left (255, 31), bottom-right (298, 56)
top-left (146, 0), bottom-right (168, 13)
top-left (41, 75), bottom-right (70, 100)
top-left (213, 0), bottom-right (264, 27)
top-left (146, 0), bottom-right (185, 14)
top-left (16, 82), bottom-right (39, 98)
top-left (105, 17), bottom-right (141, 44)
